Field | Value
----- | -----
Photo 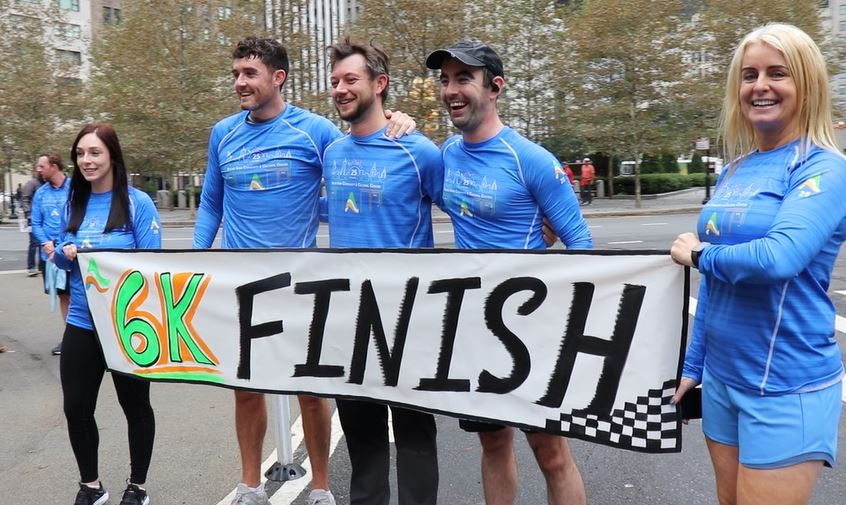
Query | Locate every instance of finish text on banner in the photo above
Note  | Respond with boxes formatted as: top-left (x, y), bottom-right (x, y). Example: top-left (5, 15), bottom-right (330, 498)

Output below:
top-left (80, 249), bottom-right (688, 453)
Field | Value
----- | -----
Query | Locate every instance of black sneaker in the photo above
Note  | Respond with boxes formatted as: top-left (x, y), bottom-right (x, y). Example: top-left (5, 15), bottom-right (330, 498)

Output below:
top-left (52, 342), bottom-right (62, 355)
top-left (120, 482), bottom-right (150, 505)
top-left (74, 482), bottom-right (109, 505)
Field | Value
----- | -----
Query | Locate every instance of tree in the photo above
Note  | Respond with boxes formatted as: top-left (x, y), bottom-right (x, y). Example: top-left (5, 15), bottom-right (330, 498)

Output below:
top-left (565, 0), bottom-right (693, 206)
top-left (470, 0), bottom-right (566, 143)
top-left (0, 1), bottom-right (69, 211)
top-left (87, 0), bottom-right (267, 209)
top-left (349, 0), bottom-right (469, 142)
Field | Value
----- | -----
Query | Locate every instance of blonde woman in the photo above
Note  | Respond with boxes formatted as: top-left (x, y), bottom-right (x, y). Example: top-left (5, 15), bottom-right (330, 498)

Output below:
top-left (671, 24), bottom-right (846, 505)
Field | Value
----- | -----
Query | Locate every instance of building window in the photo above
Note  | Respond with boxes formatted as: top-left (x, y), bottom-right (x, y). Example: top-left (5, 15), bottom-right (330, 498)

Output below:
top-left (840, 4), bottom-right (846, 14)
top-left (218, 6), bottom-right (232, 20)
top-left (103, 6), bottom-right (122, 24)
top-left (56, 23), bottom-right (82, 39)
top-left (56, 49), bottom-right (82, 66)
top-left (58, 0), bottom-right (80, 12)
top-left (841, 19), bottom-right (846, 31)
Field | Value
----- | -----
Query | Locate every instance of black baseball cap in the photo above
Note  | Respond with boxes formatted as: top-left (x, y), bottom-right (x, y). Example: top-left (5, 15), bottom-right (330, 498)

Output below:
top-left (426, 41), bottom-right (504, 77)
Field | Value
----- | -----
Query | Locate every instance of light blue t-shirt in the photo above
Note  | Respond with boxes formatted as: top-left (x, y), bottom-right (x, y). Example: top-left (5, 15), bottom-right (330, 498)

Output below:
top-left (54, 187), bottom-right (162, 330)
top-left (441, 127), bottom-right (592, 250)
top-left (193, 104), bottom-right (343, 249)
top-left (31, 176), bottom-right (71, 260)
top-left (322, 127), bottom-right (443, 248)
top-left (683, 140), bottom-right (846, 394)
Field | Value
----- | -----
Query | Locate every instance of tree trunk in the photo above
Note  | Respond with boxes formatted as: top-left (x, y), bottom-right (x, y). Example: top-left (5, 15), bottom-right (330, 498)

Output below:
top-left (607, 154), bottom-right (614, 199)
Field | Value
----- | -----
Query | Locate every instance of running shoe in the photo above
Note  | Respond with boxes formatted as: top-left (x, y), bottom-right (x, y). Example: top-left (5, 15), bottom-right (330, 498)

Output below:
top-left (307, 489), bottom-right (336, 505)
top-left (74, 482), bottom-right (109, 505)
top-left (119, 482), bottom-right (150, 505)
top-left (230, 483), bottom-right (269, 505)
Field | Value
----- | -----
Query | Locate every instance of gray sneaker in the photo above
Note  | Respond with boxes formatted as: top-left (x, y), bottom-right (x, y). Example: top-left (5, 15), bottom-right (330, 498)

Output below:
top-left (307, 489), bottom-right (336, 505)
top-left (230, 483), bottom-right (269, 505)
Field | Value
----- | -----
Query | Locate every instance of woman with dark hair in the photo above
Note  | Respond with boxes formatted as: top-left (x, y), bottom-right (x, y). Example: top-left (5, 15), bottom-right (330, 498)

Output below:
top-left (54, 123), bottom-right (161, 505)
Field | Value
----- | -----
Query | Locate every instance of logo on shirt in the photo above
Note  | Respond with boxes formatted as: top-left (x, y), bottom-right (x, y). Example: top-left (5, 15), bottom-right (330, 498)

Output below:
top-left (459, 201), bottom-right (474, 218)
top-left (705, 212), bottom-right (720, 236)
top-left (150, 220), bottom-right (160, 234)
top-left (798, 174), bottom-right (821, 198)
top-left (249, 174), bottom-right (264, 190)
top-left (345, 192), bottom-right (360, 213)
top-left (553, 162), bottom-right (567, 184)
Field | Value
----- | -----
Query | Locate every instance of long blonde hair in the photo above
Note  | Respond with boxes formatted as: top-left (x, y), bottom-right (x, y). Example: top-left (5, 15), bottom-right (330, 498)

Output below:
top-left (719, 23), bottom-right (841, 163)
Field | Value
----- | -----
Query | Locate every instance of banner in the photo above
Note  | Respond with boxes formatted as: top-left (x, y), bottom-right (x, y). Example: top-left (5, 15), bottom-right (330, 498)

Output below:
top-left (81, 249), bottom-right (689, 453)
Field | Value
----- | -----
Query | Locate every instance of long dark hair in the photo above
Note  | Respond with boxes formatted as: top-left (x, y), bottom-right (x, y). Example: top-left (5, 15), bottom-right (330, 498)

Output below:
top-left (66, 123), bottom-right (132, 234)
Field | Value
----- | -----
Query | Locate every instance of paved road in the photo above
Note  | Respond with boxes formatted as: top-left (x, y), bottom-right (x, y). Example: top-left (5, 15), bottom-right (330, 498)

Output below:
top-left (1, 214), bottom-right (845, 504)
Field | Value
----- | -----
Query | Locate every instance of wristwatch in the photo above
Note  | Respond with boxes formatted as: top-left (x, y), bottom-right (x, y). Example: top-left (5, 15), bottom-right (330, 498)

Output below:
top-left (690, 242), bottom-right (709, 270)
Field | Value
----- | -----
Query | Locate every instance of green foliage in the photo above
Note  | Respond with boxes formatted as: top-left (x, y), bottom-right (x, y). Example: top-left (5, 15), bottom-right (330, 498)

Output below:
top-left (689, 151), bottom-right (705, 173)
top-left (0, 1), bottom-right (69, 182)
top-left (87, 0), bottom-right (267, 182)
top-left (614, 172), bottom-right (717, 194)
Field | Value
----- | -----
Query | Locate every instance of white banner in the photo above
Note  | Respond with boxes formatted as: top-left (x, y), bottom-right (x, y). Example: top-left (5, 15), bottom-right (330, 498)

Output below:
top-left (81, 249), bottom-right (688, 453)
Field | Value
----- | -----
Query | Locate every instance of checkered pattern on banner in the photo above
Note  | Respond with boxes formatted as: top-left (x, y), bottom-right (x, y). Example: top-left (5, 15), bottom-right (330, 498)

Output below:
top-left (546, 379), bottom-right (680, 452)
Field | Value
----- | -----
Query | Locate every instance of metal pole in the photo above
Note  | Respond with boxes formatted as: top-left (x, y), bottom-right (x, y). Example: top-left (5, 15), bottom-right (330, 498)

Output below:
top-left (264, 395), bottom-right (307, 482)
top-left (702, 145), bottom-right (711, 204)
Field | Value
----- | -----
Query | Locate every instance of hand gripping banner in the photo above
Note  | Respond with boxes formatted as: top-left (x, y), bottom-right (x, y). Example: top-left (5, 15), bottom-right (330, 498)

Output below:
top-left (81, 249), bottom-right (689, 453)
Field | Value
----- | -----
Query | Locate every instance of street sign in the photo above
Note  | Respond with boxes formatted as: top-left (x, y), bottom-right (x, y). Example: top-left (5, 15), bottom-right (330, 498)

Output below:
top-left (695, 138), bottom-right (710, 150)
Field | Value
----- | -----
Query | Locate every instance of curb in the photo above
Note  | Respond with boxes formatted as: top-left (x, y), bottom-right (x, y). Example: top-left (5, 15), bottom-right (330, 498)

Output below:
top-left (0, 206), bottom-right (703, 230)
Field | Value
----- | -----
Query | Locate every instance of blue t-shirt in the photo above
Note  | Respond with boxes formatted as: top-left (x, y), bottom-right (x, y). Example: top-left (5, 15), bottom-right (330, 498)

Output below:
top-left (54, 187), bottom-right (162, 330)
top-left (441, 127), bottom-right (592, 250)
top-left (683, 140), bottom-right (846, 394)
top-left (193, 104), bottom-right (343, 249)
top-left (322, 127), bottom-right (443, 248)
top-left (31, 176), bottom-right (70, 260)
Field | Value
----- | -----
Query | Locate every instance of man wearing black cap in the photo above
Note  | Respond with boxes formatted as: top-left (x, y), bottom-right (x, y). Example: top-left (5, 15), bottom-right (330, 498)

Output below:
top-left (426, 42), bottom-right (589, 505)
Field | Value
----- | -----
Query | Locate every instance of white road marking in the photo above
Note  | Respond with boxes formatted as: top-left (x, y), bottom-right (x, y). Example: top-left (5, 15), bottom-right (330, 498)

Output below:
top-left (688, 296), bottom-right (846, 403)
top-left (607, 240), bottom-right (643, 245)
top-left (834, 290), bottom-right (846, 297)
top-left (269, 410), bottom-right (344, 504)
top-left (641, 222), bottom-right (668, 226)
top-left (0, 269), bottom-right (28, 275)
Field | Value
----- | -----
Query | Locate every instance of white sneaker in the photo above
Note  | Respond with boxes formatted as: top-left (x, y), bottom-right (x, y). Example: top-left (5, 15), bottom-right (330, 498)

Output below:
top-left (307, 489), bottom-right (336, 505)
top-left (230, 483), bottom-right (269, 505)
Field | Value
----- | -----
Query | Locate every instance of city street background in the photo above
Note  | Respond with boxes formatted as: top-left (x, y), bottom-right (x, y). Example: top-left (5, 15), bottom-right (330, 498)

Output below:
top-left (2, 191), bottom-right (845, 504)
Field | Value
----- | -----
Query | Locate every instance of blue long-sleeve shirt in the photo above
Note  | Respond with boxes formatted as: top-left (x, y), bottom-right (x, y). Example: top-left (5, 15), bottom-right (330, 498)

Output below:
top-left (54, 187), bottom-right (161, 330)
top-left (31, 177), bottom-right (70, 260)
top-left (193, 105), bottom-right (343, 249)
top-left (441, 127), bottom-right (592, 250)
top-left (683, 140), bottom-right (846, 394)
top-left (321, 127), bottom-right (443, 248)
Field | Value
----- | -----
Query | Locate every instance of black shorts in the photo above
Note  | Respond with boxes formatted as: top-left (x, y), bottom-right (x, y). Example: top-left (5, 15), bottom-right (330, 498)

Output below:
top-left (458, 419), bottom-right (542, 434)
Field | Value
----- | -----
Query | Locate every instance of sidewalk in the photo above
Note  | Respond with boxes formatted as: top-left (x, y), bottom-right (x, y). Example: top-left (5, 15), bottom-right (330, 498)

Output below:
top-left (0, 187), bottom-right (708, 228)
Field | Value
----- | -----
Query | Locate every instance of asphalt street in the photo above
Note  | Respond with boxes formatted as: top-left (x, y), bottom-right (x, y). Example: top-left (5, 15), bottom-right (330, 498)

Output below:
top-left (1, 208), bottom-right (845, 504)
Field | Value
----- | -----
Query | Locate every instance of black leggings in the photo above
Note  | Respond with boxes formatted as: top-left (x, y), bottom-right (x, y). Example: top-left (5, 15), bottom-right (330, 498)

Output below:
top-left (60, 323), bottom-right (155, 484)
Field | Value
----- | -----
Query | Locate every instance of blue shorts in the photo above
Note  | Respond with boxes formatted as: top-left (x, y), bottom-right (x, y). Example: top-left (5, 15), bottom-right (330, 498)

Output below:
top-left (701, 367), bottom-right (841, 469)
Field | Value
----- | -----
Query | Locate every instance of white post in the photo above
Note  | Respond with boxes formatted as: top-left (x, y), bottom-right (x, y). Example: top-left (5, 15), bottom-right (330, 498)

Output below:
top-left (264, 395), bottom-right (307, 482)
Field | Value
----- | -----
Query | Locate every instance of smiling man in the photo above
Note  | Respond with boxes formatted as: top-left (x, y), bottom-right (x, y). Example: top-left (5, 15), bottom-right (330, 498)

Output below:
top-left (320, 37), bottom-right (442, 505)
top-left (194, 36), bottom-right (343, 505)
top-left (426, 41), bottom-right (590, 505)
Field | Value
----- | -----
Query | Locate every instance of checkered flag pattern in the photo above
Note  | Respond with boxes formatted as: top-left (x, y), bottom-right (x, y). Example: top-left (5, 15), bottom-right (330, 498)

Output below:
top-left (546, 379), bottom-right (681, 453)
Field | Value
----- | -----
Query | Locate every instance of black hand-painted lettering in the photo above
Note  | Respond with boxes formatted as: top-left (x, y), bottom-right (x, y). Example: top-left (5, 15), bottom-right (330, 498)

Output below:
top-left (235, 273), bottom-right (291, 380)
top-left (348, 277), bottom-right (419, 386)
top-left (478, 277), bottom-right (546, 394)
top-left (416, 277), bottom-right (479, 392)
top-left (292, 279), bottom-right (349, 378)
top-left (538, 282), bottom-right (645, 417)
